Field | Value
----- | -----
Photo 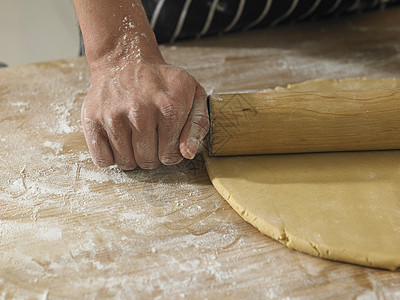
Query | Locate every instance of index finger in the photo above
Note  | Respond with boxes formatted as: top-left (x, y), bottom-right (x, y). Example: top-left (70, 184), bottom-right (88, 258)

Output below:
top-left (179, 85), bottom-right (210, 159)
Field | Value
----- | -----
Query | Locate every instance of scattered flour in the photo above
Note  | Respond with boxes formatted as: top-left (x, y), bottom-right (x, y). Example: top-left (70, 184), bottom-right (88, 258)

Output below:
top-left (43, 141), bottom-right (63, 154)
top-left (0, 220), bottom-right (62, 241)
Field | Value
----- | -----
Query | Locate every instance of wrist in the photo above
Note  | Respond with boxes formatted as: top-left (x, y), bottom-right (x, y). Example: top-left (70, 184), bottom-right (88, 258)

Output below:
top-left (86, 30), bottom-right (165, 73)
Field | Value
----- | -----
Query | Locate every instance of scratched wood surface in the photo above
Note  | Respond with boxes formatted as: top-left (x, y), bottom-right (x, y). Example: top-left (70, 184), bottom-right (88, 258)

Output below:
top-left (1, 7), bottom-right (400, 299)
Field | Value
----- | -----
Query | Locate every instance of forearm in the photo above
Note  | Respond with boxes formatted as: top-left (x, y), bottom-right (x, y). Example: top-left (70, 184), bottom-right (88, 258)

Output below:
top-left (72, 0), bottom-right (164, 69)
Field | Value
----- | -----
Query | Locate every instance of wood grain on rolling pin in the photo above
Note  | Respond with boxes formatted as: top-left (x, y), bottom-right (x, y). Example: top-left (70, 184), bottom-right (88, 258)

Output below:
top-left (208, 89), bottom-right (400, 156)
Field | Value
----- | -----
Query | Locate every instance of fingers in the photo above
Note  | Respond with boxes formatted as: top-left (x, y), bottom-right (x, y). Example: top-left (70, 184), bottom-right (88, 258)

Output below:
top-left (104, 115), bottom-right (137, 170)
top-left (157, 95), bottom-right (187, 165)
top-left (81, 114), bottom-right (115, 168)
top-left (83, 64), bottom-right (208, 170)
top-left (82, 107), bottom-right (138, 170)
top-left (83, 84), bottom-right (208, 170)
top-left (132, 129), bottom-right (159, 169)
top-left (128, 107), bottom-right (160, 169)
top-left (179, 85), bottom-right (210, 159)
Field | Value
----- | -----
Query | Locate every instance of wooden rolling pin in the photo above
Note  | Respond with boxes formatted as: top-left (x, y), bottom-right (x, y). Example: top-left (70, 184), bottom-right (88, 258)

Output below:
top-left (208, 89), bottom-right (400, 156)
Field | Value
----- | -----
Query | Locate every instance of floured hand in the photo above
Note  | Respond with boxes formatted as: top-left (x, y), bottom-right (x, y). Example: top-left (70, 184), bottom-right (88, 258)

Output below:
top-left (82, 60), bottom-right (209, 170)
top-left (73, 0), bottom-right (209, 170)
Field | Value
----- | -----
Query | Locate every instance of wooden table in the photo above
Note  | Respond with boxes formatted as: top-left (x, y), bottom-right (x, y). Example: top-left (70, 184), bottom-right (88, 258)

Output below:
top-left (1, 7), bottom-right (399, 299)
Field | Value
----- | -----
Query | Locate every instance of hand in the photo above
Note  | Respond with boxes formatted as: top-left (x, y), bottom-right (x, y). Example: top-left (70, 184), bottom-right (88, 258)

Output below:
top-left (81, 59), bottom-right (209, 170)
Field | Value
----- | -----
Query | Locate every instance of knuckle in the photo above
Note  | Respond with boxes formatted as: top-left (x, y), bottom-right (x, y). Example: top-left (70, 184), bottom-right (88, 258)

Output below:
top-left (127, 103), bottom-right (149, 130)
top-left (104, 108), bottom-right (121, 121)
top-left (157, 93), bottom-right (190, 122)
top-left (171, 67), bottom-right (191, 80)
top-left (158, 98), bottom-right (179, 119)
top-left (104, 111), bottom-right (122, 130)
top-left (197, 85), bottom-right (207, 99)
top-left (81, 114), bottom-right (101, 132)
top-left (193, 113), bottom-right (210, 135)
top-left (127, 105), bottom-right (140, 120)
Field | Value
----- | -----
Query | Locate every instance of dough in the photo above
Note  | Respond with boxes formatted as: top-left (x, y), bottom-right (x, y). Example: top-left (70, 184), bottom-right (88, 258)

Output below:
top-left (205, 78), bottom-right (400, 270)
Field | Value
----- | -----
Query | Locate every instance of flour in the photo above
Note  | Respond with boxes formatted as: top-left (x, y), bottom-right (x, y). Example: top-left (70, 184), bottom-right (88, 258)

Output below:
top-left (0, 220), bottom-right (62, 241)
top-left (109, 10), bottom-right (147, 71)
top-left (50, 98), bottom-right (79, 134)
top-left (79, 167), bottom-right (136, 184)
top-left (43, 141), bottom-right (63, 154)
top-left (10, 100), bottom-right (29, 110)
top-left (36, 225), bottom-right (63, 241)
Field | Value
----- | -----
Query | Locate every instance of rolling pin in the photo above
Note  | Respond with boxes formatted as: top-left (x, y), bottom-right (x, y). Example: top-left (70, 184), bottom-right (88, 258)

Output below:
top-left (208, 89), bottom-right (400, 156)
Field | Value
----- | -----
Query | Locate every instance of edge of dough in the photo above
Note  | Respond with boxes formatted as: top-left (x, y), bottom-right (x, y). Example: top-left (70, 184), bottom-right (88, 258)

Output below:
top-left (205, 154), bottom-right (400, 271)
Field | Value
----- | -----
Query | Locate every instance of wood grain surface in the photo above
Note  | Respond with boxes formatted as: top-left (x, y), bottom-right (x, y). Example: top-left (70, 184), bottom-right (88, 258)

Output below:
top-left (1, 7), bottom-right (400, 299)
top-left (209, 89), bottom-right (400, 155)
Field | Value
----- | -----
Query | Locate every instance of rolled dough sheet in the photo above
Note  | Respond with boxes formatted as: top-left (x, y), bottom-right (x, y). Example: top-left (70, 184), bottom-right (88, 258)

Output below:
top-left (205, 78), bottom-right (400, 270)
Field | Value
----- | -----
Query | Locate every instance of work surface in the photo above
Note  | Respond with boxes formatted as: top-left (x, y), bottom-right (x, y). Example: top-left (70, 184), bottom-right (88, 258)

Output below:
top-left (1, 8), bottom-right (400, 299)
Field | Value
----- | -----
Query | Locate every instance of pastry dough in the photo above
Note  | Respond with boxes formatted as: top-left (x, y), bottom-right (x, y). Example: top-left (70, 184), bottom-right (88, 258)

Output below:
top-left (205, 78), bottom-right (400, 270)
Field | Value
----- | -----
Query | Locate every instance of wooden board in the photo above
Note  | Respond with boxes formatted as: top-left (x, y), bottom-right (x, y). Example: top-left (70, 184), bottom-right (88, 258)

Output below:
top-left (1, 7), bottom-right (400, 299)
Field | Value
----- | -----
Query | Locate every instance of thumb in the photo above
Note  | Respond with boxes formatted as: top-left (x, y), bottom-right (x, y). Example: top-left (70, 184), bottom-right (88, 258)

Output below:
top-left (179, 84), bottom-right (209, 159)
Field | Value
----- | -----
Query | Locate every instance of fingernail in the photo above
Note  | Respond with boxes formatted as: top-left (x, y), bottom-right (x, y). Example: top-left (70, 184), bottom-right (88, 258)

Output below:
top-left (187, 137), bottom-right (200, 159)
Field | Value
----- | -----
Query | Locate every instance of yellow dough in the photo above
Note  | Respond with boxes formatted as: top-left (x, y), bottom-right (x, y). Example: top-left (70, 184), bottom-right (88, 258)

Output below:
top-left (205, 78), bottom-right (400, 270)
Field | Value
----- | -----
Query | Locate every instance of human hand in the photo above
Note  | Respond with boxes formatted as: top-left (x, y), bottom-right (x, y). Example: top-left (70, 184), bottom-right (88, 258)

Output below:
top-left (81, 59), bottom-right (209, 170)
